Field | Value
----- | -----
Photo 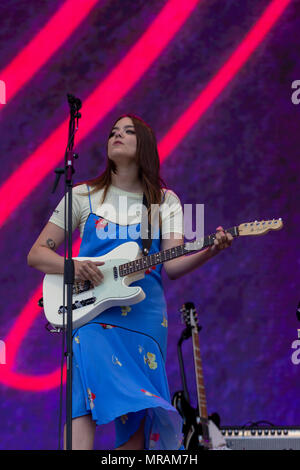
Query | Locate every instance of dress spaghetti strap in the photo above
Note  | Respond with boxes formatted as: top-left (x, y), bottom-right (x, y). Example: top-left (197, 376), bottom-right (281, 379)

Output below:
top-left (86, 184), bottom-right (93, 213)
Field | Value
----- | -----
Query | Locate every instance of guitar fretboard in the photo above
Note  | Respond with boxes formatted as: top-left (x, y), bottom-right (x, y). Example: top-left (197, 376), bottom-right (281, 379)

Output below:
top-left (192, 328), bottom-right (208, 420)
top-left (119, 226), bottom-right (238, 277)
top-left (182, 303), bottom-right (212, 447)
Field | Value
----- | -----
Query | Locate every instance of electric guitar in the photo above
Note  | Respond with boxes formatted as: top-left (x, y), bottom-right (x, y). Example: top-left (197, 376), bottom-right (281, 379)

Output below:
top-left (42, 218), bottom-right (283, 329)
top-left (173, 302), bottom-right (228, 450)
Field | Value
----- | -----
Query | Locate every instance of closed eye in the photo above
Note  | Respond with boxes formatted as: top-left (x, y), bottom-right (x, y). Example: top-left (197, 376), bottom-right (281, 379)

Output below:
top-left (109, 130), bottom-right (135, 138)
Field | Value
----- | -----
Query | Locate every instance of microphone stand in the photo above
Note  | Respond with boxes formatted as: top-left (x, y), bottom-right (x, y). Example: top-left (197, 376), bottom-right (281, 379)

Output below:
top-left (52, 93), bottom-right (81, 450)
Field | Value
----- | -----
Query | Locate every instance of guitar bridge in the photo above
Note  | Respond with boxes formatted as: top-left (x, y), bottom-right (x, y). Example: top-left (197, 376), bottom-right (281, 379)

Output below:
top-left (73, 280), bottom-right (93, 294)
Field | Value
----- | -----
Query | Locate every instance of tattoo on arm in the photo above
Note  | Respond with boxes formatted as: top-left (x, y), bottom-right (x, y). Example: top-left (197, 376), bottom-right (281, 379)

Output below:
top-left (46, 238), bottom-right (56, 251)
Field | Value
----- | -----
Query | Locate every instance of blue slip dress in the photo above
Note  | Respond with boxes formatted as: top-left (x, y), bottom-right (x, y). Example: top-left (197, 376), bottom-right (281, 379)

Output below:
top-left (71, 185), bottom-right (184, 450)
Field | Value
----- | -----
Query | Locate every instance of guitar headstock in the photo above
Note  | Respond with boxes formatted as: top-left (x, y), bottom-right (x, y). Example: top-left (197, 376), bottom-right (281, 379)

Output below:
top-left (238, 218), bottom-right (283, 236)
top-left (180, 302), bottom-right (199, 330)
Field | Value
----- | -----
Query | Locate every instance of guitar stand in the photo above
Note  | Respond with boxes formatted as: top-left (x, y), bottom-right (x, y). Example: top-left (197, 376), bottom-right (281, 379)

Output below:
top-left (177, 325), bottom-right (200, 404)
top-left (173, 305), bottom-right (221, 449)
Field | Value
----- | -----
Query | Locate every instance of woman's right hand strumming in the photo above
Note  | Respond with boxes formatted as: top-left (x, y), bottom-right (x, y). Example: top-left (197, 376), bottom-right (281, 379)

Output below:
top-left (73, 259), bottom-right (105, 286)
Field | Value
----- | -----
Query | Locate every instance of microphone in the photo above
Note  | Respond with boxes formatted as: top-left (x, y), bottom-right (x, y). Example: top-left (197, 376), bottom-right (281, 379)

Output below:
top-left (67, 93), bottom-right (82, 110)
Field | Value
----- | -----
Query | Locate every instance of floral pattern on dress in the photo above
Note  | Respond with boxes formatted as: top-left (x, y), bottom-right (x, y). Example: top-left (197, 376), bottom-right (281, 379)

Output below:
top-left (100, 323), bottom-right (117, 329)
top-left (95, 218), bottom-right (108, 230)
top-left (112, 355), bottom-right (122, 367)
top-left (120, 306), bottom-right (131, 316)
top-left (87, 388), bottom-right (96, 409)
top-left (150, 433), bottom-right (160, 446)
top-left (161, 313), bottom-right (168, 328)
top-left (141, 389), bottom-right (160, 398)
top-left (144, 352), bottom-right (158, 370)
top-left (120, 414), bottom-right (128, 424)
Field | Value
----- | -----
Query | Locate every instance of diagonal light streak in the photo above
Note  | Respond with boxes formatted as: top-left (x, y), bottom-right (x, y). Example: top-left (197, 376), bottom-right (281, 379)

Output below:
top-left (0, 0), bottom-right (200, 230)
top-left (158, 0), bottom-right (293, 159)
top-left (1, 0), bottom-right (292, 391)
top-left (0, 0), bottom-right (99, 104)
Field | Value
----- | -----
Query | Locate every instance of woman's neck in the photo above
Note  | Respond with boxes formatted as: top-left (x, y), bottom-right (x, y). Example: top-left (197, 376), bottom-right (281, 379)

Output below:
top-left (110, 165), bottom-right (143, 193)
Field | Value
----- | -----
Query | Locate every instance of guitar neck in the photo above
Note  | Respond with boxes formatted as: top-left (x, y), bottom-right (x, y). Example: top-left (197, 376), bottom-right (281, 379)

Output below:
top-left (192, 327), bottom-right (208, 420)
top-left (119, 226), bottom-right (239, 277)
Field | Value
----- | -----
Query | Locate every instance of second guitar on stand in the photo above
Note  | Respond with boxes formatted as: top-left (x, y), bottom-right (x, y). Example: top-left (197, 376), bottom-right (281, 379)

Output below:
top-left (172, 302), bottom-right (229, 450)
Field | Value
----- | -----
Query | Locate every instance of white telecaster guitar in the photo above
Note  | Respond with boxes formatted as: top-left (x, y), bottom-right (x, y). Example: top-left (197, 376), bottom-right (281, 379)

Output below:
top-left (42, 219), bottom-right (283, 329)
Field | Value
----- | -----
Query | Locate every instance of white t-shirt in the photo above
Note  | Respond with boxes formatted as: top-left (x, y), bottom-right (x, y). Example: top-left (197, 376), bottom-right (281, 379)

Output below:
top-left (49, 183), bottom-right (184, 239)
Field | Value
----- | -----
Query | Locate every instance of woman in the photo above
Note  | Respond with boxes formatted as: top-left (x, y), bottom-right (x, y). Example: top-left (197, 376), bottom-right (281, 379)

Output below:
top-left (27, 113), bottom-right (233, 450)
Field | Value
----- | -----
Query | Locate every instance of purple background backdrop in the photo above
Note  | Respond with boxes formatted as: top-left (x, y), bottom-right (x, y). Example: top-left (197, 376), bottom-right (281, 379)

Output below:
top-left (0, 0), bottom-right (299, 449)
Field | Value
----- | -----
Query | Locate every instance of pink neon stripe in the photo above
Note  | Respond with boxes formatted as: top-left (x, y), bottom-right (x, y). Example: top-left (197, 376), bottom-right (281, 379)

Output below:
top-left (0, 0), bottom-right (99, 104)
top-left (0, 369), bottom-right (66, 392)
top-left (158, 0), bottom-right (292, 159)
top-left (0, 0), bottom-right (200, 230)
top-left (1, 0), bottom-right (292, 391)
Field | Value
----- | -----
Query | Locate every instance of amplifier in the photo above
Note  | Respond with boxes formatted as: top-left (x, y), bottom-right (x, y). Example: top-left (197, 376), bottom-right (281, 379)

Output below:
top-left (220, 426), bottom-right (300, 450)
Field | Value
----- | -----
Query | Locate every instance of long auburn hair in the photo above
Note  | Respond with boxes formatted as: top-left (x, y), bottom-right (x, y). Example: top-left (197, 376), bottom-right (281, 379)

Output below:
top-left (77, 113), bottom-right (168, 223)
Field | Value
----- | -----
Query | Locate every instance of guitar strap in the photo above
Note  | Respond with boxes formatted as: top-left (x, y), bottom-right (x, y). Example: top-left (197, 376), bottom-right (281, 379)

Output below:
top-left (141, 190), bottom-right (165, 256)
